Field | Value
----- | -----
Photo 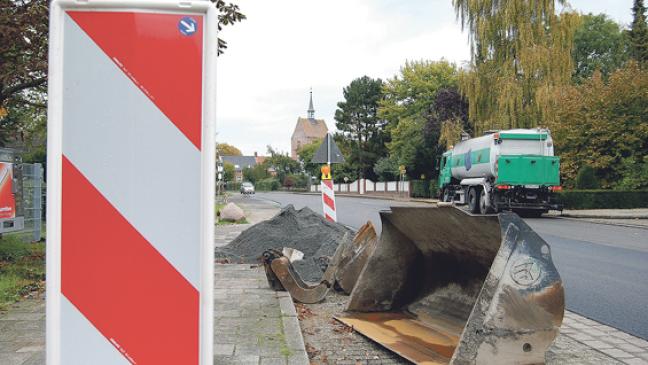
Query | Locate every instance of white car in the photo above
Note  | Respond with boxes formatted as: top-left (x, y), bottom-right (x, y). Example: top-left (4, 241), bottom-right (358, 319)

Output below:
top-left (240, 182), bottom-right (255, 194)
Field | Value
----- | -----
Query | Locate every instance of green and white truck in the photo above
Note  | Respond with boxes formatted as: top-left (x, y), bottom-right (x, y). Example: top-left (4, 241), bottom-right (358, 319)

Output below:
top-left (437, 128), bottom-right (563, 216)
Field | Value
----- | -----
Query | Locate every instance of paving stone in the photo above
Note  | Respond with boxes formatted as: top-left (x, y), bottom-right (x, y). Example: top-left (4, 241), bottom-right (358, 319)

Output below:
top-left (260, 357), bottom-right (287, 365)
top-left (287, 350), bottom-right (309, 365)
top-left (215, 343), bottom-right (236, 356)
top-left (214, 354), bottom-right (260, 365)
top-left (278, 296), bottom-right (297, 317)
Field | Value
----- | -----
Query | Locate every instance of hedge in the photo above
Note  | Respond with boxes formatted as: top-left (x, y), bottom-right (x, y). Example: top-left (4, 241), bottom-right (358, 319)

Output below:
top-left (256, 178), bottom-right (280, 191)
top-left (411, 180), bottom-right (430, 198)
top-left (556, 190), bottom-right (648, 209)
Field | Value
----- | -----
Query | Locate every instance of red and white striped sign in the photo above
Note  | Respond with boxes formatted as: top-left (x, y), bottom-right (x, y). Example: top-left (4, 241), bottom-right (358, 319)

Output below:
top-left (321, 179), bottom-right (337, 222)
top-left (47, 1), bottom-right (217, 364)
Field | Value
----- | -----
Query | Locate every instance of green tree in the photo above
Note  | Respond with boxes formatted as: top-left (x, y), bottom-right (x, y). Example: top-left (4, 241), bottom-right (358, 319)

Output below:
top-left (629, 0), bottom-right (648, 63)
top-left (217, 142), bottom-right (243, 156)
top-left (264, 146), bottom-right (301, 182)
top-left (453, 0), bottom-right (580, 133)
top-left (373, 157), bottom-right (399, 181)
top-left (296, 139), bottom-right (322, 179)
top-left (573, 14), bottom-right (629, 82)
top-left (550, 62), bottom-right (648, 188)
top-left (243, 164), bottom-right (269, 184)
top-left (334, 76), bottom-right (386, 180)
top-left (379, 60), bottom-right (460, 178)
top-left (0, 0), bottom-right (245, 107)
top-left (223, 162), bottom-right (235, 182)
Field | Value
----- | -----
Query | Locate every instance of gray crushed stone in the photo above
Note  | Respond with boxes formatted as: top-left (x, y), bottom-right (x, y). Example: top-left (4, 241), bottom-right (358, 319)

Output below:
top-left (215, 205), bottom-right (353, 282)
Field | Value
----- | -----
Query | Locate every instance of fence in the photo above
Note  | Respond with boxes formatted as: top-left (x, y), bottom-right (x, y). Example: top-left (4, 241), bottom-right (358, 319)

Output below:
top-left (310, 178), bottom-right (411, 196)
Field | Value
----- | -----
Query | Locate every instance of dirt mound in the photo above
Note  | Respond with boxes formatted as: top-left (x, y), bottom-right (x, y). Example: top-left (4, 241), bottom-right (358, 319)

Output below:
top-left (215, 205), bottom-right (353, 282)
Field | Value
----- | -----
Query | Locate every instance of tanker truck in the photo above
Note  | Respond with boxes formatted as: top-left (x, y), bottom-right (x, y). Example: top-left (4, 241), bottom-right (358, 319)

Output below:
top-left (437, 128), bottom-right (563, 216)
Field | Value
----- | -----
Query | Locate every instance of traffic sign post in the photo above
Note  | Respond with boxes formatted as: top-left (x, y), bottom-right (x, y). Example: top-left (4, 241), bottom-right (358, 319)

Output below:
top-left (46, 1), bottom-right (217, 364)
top-left (313, 134), bottom-right (344, 222)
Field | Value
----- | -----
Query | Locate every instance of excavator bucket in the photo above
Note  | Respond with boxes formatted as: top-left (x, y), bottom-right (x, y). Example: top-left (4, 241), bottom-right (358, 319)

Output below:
top-left (336, 205), bottom-right (564, 365)
top-left (262, 222), bottom-right (378, 303)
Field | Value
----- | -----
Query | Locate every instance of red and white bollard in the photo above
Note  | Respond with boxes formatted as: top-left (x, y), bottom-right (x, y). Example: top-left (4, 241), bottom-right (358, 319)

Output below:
top-left (320, 165), bottom-right (337, 222)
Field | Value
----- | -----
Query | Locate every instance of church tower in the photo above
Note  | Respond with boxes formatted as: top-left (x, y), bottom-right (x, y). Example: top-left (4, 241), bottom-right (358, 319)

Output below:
top-left (290, 89), bottom-right (328, 160)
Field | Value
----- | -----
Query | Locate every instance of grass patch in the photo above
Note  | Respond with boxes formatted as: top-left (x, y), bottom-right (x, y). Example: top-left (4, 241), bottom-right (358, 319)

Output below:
top-left (0, 235), bottom-right (45, 311)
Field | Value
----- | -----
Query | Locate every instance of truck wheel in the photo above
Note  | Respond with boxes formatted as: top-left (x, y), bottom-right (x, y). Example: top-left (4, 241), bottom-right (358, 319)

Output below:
top-left (468, 187), bottom-right (480, 213)
top-left (479, 189), bottom-right (494, 215)
top-left (442, 189), bottom-right (452, 202)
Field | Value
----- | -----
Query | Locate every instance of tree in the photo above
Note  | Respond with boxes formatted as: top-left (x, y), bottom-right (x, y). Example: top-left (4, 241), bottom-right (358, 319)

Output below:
top-left (264, 146), bottom-right (301, 182)
top-left (0, 0), bottom-right (48, 108)
top-left (334, 76), bottom-right (386, 180)
top-left (549, 62), bottom-right (648, 188)
top-left (373, 157), bottom-right (399, 181)
top-left (573, 14), bottom-right (629, 82)
top-left (379, 60), bottom-right (460, 179)
top-left (217, 142), bottom-right (243, 156)
top-left (453, 0), bottom-right (580, 133)
top-left (629, 0), bottom-right (648, 63)
top-left (0, 0), bottom-right (245, 108)
top-left (243, 164), bottom-right (269, 184)
top-left (223, 162), bottom-right (235, 182)
top-left (296, 139), bottom-right (322, 179)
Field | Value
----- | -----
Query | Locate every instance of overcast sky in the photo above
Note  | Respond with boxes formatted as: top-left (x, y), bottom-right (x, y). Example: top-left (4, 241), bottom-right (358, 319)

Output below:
top-left (216, 0), bottom-right (634, 156)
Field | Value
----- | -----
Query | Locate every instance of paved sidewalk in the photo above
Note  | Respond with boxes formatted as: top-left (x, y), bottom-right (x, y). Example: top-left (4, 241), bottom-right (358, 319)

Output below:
top-left (214, 265), bottom-right (308, 365)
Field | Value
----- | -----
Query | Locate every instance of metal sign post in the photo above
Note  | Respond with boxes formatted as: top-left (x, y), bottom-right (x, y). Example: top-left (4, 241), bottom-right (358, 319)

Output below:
top-left (46, 1), bottom-right (217, 364)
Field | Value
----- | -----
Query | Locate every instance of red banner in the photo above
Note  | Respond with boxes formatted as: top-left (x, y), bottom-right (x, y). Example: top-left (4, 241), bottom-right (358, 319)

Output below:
top-left (0, 162), bottom-right (16, 219)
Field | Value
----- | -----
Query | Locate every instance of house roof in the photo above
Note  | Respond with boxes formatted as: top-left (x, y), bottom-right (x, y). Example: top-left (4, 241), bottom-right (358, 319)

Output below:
top-left (292, 117), bottom-right (328, 139)
top-left (221, 155), bottom-right (257, 171)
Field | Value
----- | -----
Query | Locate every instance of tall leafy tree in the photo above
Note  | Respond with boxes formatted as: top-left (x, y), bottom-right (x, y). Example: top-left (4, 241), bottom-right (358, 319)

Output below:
top-left (216, 143), bottom-right (243, 156)
top-left (549, 62), bottom-right (648, 188)
top-left (0, 0), bottom-right (245, 108)
top-left (629, 0), bottom-right (648, 63)
top-left (573, 14), bottom-right (629, 82)
top-left (334, 76), bottom-right (386, 180)
top-left (379, 60), bottom-right (459, 179)
top-left (453, 0), bottom-right (580, 133)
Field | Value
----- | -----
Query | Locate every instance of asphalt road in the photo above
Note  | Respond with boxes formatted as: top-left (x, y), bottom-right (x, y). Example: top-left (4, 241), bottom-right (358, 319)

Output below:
top-left (253, 192), bottom-right (648, 340)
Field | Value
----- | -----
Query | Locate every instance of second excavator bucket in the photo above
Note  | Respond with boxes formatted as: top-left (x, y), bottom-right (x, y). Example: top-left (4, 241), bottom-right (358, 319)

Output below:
top-left (336, 205), bottom-right (564, 365)
top-left (262, 222), bottom-right (379, 303)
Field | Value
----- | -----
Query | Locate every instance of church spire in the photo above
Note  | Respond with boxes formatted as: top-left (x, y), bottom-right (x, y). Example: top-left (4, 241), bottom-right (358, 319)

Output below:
top-left (307, 88), bottom-right (315, 119)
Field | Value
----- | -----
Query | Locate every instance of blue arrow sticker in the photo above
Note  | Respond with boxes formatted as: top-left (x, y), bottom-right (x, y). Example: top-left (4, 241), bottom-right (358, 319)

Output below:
top-left (178, 17), bottom-right (197, 36)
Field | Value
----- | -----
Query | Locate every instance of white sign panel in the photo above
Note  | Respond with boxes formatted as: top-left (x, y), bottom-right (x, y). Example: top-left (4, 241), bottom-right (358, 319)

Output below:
top-left (46, 1), bottom-right (217, 364)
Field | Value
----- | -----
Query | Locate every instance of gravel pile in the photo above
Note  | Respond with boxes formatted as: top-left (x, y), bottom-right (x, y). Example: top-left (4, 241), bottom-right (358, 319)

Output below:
top-left (215, 205), bottom-right (353, 282)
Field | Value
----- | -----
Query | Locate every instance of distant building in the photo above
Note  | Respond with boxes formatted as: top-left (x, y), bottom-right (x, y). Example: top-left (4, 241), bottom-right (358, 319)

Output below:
top-left (291, 90), bottom-right (328, 160)
top-left (220, 152), bottom-right (276, 182)
top-left (221, 155), bottom-right (257, 182)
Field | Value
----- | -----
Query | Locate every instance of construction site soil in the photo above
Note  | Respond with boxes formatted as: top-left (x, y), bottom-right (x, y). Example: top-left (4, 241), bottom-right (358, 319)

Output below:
top-left (215, 205), bottom-right (353, 282)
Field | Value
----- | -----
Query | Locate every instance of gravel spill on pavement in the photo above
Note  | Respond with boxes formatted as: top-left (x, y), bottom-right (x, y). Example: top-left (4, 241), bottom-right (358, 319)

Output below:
top-left (215, 205), bottom-right (353, 282)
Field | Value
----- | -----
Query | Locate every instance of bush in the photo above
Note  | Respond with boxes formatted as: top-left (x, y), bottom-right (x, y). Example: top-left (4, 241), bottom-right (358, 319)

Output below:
top-left (429, 180), bottom-right (438, 198)
top-left (411, 180), bottom-right (430, 198)
top-left (575, 166), bottom-right (600, 189)
top-left (556, 190), bottom-right (648, 209)
top-left (256, 178), bottom-right (280, 191)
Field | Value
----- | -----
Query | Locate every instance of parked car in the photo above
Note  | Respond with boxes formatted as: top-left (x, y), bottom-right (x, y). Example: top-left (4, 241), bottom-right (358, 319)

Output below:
top-left (240, 182), bottom-right (255, 194)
